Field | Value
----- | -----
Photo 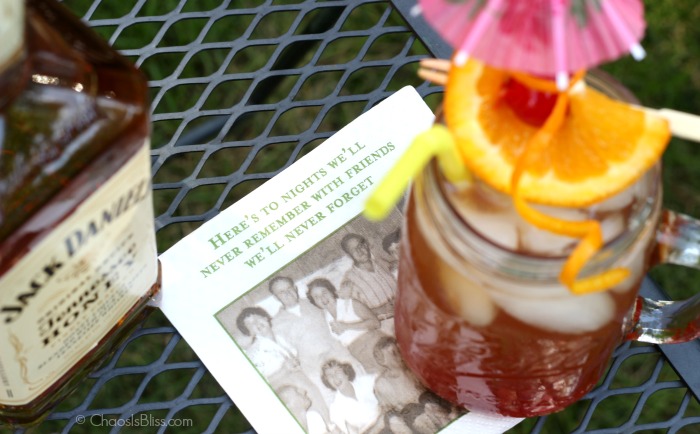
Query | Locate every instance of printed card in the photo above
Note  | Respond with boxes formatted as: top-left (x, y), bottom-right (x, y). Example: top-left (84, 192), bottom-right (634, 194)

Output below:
top-left (156, 87), bottom-right (523, 434)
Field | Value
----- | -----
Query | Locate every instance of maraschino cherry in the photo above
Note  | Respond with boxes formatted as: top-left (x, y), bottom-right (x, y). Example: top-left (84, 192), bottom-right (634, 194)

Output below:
top-left (502, 77), bottom-right (560, 127)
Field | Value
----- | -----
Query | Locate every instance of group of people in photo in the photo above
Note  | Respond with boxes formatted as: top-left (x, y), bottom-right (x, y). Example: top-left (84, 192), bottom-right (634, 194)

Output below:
top-left (232, 230), bottom-right (462, 434)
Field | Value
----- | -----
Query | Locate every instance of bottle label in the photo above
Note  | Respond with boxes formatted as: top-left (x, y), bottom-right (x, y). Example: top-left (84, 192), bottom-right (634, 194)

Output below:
top-left (0, 0), bottom-right (23, 72)
top-left (0, 142), bottom-right (158, 405)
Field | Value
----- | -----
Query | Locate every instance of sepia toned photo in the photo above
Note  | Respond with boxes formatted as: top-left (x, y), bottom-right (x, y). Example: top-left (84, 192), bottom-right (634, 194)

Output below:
top-left (216, 207), bottom-right (465, 434)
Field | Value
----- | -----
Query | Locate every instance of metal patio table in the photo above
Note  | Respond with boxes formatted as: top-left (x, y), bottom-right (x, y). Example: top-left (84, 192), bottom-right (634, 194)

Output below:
top-left (11, 0), bottom-right (700, 433)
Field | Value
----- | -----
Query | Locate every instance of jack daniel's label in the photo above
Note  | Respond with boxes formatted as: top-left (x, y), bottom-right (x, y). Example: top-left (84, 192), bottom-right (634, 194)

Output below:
top-left (0, 143), bottom-right (158, 405)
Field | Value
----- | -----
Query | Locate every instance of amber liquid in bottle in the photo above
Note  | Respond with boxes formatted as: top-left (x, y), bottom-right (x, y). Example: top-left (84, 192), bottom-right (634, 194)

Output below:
top-left (0, 0), bottom-right (160, 425)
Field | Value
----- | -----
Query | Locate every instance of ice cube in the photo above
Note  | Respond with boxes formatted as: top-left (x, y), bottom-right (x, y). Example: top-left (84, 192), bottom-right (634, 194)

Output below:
top-left (530, 203), bottom-right (589, 222)
top-left (438, 261), bottom-right (497, 327)
top-left (448, 187), bottom-right (520, 251)
top-left (472, 179), bottom-right (512, 210)
top-left (600, 213), bottom-right (625, 243)
top-left (515, 204), bottom-right (587, 256)
top-left (466, 212), bottom-right (520, 250)
top-left (518, 223), bottom-right (578, 256)
top-left (610, 231), bottom-right (649, 294)
top-left (489, 287), bottom-right (615, 334)
top-left (591, 185), bottom-right (637, 213)
top-left (415, 200), bottom-right (498, 325)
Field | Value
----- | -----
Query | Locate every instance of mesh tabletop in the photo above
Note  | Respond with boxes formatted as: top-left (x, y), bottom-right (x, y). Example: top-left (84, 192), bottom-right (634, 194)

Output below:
top-left (7, 0), bottom-right (700, 433)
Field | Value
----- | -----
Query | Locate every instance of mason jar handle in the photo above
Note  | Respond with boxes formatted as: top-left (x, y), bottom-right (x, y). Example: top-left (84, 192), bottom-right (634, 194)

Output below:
top-left (625, 210), bottom-right (700, 344)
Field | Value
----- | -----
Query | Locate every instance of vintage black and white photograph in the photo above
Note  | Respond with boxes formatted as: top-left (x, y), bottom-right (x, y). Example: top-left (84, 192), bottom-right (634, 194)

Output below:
top-left (216, 208), bottom-right (464, 434)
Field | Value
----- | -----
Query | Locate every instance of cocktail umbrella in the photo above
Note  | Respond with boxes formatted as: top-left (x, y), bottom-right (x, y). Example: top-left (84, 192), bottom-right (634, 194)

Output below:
top-left (414, 0), bottom-right (646, 89)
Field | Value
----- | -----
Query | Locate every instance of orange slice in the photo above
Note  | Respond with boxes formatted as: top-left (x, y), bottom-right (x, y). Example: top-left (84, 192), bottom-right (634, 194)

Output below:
top-left (444, 59), bottom-right (670, 294)
top-left (444, 60), bottom-right (670, 207)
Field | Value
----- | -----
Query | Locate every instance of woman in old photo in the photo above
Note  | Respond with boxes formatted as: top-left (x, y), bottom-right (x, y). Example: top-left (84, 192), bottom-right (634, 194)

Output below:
top-left (372, 336), bottom-right (424, 412)
top-left (236, 306), bottom-right (300, 382)
top-left (412, 391), bottom-right (462, 434)
top-left (320, 359), bottom-right (380, 434)
top-left (307, 278), bottom-right (386, 374)
top-left (236, 306), bottom-right (331, 427)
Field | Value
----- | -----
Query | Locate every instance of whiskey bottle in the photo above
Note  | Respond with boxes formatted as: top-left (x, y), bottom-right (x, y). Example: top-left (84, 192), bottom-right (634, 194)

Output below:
top-left (0, 0), bottom-right (161, 425)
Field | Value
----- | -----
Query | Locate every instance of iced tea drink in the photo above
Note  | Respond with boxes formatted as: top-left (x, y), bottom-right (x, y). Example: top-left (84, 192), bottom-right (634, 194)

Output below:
top-left (393, 75), bottom-right (700, 417)
top-left (396, 159), bottom-right (659, 417)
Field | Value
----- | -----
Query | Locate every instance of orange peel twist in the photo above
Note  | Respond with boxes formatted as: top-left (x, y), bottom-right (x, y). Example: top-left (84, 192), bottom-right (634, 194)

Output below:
top-left (510, 70), bottom-right (630, 295)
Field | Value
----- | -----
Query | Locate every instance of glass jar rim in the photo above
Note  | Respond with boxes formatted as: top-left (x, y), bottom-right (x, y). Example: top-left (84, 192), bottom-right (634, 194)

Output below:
top-left (423, 158), bottom-right (661, 283)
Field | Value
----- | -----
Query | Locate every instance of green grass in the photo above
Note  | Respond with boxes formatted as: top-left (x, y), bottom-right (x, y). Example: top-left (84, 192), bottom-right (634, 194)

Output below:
top-left (7, 0), bottom-right (700, 433)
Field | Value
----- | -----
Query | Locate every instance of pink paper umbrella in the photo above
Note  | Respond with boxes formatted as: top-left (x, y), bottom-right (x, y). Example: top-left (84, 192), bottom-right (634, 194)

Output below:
top-left (415, 0), bottom-right (646, 88)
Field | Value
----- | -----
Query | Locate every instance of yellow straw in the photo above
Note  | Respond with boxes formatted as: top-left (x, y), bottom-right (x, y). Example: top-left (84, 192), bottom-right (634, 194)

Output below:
top-left (364, 124), bottom-right (470, 221)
